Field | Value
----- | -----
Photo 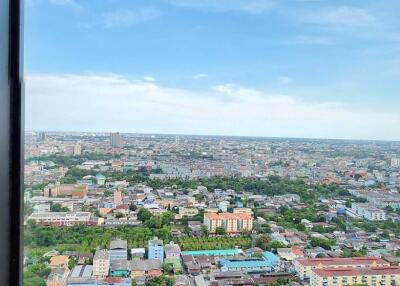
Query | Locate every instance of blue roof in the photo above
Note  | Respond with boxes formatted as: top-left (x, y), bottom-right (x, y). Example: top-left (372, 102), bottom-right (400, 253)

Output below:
top-left (262, 251), bottom-right (279, 265)
top-left (219, 251), bottom-right (279, 269)
top-left (96, 173), bottom-right (105, 179)
top-left (181, 249), bottom-right (241, 256)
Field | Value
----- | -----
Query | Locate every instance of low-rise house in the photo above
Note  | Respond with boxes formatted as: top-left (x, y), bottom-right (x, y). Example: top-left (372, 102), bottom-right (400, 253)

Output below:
top-left (66, 265), bottom-right (96, 286)
top-left (165, 241), bottom-right (181, 259)
top-left (110, 259), bottom-right (130, 278)
top-left (130, 248), bottom-right (146, 260)
top-left (109, 239), bottom-right (128, 261)
top-left (46, 267), bottom-right (70, 286)
top-left (49, 256), bottom-right (69, 269)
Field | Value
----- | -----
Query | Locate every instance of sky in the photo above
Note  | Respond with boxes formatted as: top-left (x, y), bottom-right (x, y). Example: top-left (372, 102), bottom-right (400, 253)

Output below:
top-left (25, 0), bottom-right (400, 140)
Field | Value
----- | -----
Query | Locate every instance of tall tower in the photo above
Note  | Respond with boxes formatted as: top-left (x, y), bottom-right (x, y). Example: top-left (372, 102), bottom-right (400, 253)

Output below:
top-left (110, 132), bottom-right (124, 148)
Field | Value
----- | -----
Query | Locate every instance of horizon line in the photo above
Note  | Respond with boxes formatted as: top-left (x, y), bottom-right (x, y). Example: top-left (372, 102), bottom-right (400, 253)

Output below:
top-left (25, 130), bottom-right (400, 144)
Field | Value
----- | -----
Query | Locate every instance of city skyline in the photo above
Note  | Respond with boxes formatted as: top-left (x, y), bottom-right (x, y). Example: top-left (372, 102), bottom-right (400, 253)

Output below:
top-left (25, 0), bottom-right (400, 140)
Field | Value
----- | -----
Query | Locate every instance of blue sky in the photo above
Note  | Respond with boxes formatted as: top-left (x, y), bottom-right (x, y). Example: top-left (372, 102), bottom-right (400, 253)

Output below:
top-left (25, 0), bottom-right (400, 140)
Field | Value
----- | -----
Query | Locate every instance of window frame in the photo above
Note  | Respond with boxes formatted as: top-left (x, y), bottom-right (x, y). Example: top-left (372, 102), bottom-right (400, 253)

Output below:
top-left (0, 0), bottom-right (24, 285)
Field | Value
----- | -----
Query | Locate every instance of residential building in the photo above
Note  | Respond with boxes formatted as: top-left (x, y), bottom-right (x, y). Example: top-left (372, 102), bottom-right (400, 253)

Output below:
top-left (164, 241), bottom-right (181, 258)
top-left (294, 257), bottom-right (391, 280)
top-left (46, 267), bottom-right (70, 286)
top-left (93, 250), bottom-right (110, 278)
top-left (148, 237), bottom-right (164, 262)
top-left (203, 212), bottom-right (253, 234)
top-left (109, 239), bottom-right (128, 261)
top-left (310, 266), bottom-right (400, 286)
top-left (351, 203), bottom-right (387, 221)
top-left (96, 173), bottom-right (106, 185)
top-left (110, 132), bottom-right (124, 148)
top-left (44, 184), bottom-right (88, 198)
top-left (114, 191), bottom-right (122, 207)
top-left (28, 212), bottom-right (93, 226)
top-left (49, 256), bottom-right (70, 269)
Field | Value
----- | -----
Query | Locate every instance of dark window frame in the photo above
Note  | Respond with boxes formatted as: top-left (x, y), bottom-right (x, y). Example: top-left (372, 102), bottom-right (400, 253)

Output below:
top-left (0, 0), bottom-right (23, 285)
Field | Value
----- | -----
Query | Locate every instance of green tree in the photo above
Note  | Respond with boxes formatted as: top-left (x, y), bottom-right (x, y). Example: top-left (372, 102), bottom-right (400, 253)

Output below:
top-left (50, 203), bottom-right (69, 212)
top-left (255, 235), bottom-right (271, 250)
top-left (215, 227), bottom-right (226, 235)
top-left (137, 208), bottom-right (152, 222)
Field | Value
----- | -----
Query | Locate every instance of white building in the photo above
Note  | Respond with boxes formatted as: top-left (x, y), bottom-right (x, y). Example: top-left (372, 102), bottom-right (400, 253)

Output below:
top-left (351, 203), bottom-right (386, 221)
top-left (28, 212), bottom-right (93, 226)
top-left (93, 250), bottom-right (110, 278)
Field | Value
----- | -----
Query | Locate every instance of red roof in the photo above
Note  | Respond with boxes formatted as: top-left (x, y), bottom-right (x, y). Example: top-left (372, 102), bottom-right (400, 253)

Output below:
top-left (297, 257), bottom-right (389, 267)
top-left (204, 212), bottom-right (252, 220)
top-left (313, 266), bottom-right (400, 278)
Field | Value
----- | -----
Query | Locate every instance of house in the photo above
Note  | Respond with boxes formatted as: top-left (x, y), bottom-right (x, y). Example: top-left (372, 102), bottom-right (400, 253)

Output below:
top-left (165, 241), bottom-right (181, 258)
top-left (130, 248), bottom-right (146, 260)
top-left (66, 265), bottom-right (96, 286)
top-left (277, 247), bottom-right (304, 261)
top-left (46, 267), bottom-right (70, 286)
top-left (49, 256), bottom-right (69, 269)
top-left (110, 259), bottom-right (130, 278)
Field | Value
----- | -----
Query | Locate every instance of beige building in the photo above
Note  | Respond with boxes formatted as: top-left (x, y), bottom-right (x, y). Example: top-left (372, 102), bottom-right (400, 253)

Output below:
top-left (233, 208), bottom-right (253, 215)
top-left (203, 212), bottom-right (253, 234)
top-left (93, 249), bottom-right (110, 278)
top-left (294, 257), bottom-right (391, 280)
top-left (44, 183), bottom-right (88, 198)
top-left (175, 207), bottom-right (199, 219)
top-left (310, 266), bottom-right (400, 286)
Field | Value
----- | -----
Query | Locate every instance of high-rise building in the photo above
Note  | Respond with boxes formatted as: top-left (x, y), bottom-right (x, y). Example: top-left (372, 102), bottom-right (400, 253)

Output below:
top-left (203, 212), bottom-right (253, 234)
top-left (114, 190), bottom-right (122, 207)
top-left (38, 132), bottom-right (46, 141)
top-left (73, 144), bottom-right (82, 156)
top-left (148, 237), bottom-right (164, 263)
top-left (93, 250), bottom-right (110, 278)
top-left (110, 132), bottom-right (124, 148)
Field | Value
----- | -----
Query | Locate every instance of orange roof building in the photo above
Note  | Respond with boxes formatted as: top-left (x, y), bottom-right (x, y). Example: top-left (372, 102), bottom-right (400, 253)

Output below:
top-left (294, 257), bottom-right (390, 280)
top-left (311, 266), bottom-right (400, 286)
top-left (203, 212), bottom-right (253, 234)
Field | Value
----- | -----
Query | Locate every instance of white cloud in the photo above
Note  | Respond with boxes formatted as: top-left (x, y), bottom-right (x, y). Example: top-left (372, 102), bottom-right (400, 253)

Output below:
top-left (301, 6), bottom-right (377, 30)
top-left (25, 73), bottom-right (400, 140)
top-left (102, 8), bottom-right (160, 28)
top-left (278, 76), bottom-right (293, 85)
top-left (144, 76), bottom-right (156, 82)
top-left (167, 0), bottom-right (276, 14)
top-left (193, 73), bottom-right (208, 80)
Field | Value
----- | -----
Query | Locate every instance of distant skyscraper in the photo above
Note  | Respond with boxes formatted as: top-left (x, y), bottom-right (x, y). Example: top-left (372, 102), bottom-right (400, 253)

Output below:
top-left (110, 132), bottom-right (124, 148)
top-left (38, 132), bottom-right (46, 141)
top-left (73, 144), bottom-right (82, 156)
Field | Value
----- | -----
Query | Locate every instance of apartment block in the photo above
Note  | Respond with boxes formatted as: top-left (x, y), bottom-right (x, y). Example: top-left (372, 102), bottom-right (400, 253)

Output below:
top-left (203, 212), bottom-right (253, 234)
top-left (310, 266), bottom-right (400, 286)
top-left (294, 257), bottom-right (390, 280)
